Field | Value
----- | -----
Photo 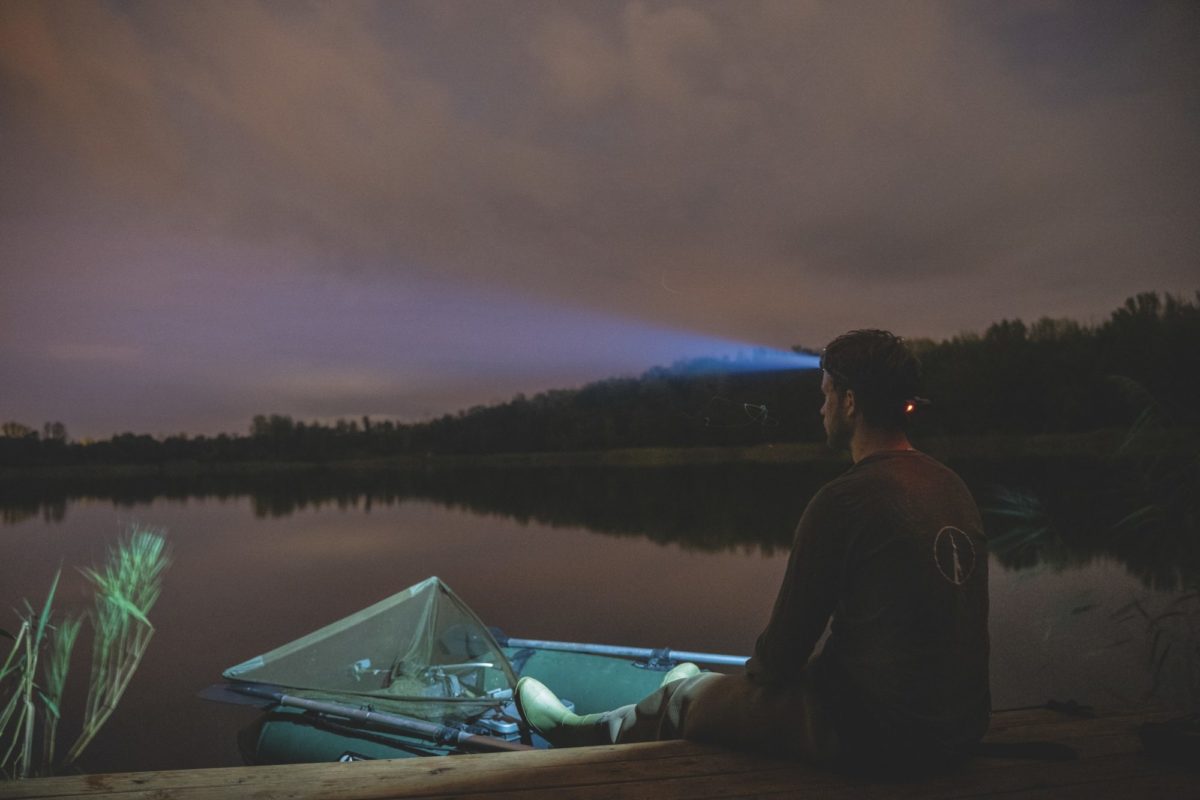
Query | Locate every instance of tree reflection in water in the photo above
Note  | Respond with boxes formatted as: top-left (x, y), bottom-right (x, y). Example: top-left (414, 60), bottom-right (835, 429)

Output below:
top-left (4, 453), bottom-right (1196, 580)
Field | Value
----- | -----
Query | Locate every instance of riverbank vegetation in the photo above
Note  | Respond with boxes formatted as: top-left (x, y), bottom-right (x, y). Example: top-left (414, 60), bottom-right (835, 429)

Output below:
top-left (2, 292), bottom-right (1196, 468)
top-left (0, 526), bottom-right (169, 778)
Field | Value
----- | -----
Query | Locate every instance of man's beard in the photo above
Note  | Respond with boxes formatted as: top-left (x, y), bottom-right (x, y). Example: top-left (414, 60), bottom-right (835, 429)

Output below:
top-left (825, 415), bottom-right (851, 451)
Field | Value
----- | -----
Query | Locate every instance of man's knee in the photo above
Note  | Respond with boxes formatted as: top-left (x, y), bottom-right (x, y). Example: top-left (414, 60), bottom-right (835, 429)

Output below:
top-left (607, 672), bottom-right (722, 743)
top-left (677, 672), bottom-right (838, 761)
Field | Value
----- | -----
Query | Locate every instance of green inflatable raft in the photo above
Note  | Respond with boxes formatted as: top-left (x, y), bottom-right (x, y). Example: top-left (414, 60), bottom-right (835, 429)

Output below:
top-left (211, 577), bottom-right (747, 764)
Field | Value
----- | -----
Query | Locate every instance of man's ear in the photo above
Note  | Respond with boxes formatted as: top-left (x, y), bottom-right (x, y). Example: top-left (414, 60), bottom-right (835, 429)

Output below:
top-left (842, 388), bottom-right (857, 419)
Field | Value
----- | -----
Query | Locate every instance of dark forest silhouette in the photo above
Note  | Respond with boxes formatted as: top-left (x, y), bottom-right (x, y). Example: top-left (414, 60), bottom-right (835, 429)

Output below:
top-left (2, 292), bottom-right (1197, 467)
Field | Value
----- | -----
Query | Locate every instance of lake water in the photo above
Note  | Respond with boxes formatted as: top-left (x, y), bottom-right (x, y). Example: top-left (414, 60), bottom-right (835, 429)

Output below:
top-left (1, 458), bottom-right (1195, 774)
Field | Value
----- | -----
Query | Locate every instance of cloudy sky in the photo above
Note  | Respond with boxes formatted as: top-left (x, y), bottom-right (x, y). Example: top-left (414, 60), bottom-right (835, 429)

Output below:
top-left (1, 1), bottom-right (1196, 438)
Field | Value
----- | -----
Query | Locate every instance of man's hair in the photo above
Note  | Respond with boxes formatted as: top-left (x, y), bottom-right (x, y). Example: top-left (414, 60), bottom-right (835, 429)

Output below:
top-left (820, 329), bottom-right (921, 430)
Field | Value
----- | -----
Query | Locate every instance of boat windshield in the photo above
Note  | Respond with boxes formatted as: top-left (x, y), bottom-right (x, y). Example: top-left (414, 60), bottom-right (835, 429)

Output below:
top-left (224, 577), bottom-right (517, 717)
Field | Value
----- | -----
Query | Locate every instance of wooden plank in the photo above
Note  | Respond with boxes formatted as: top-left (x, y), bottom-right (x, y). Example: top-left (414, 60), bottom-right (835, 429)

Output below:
top-left (1, 741), bottom-right (711, 796)
top-left (986, 707), bottom-right (1170, 736)
top-left (20, 750), bottom-right (1187, 800)
top-left (985, 707), bottom-right (1093, 730)
top-left (0, 708), bottom-right (1075, 797)
top-left (6, 708), bottom-right (1096, 799)
top-left (985, 711), bottom-right (1167, 744)
top-left (973, 771), bottom-right (1197, 800)
top-left (0, 709), bottom-right (1185, 800)
top-left (986, 716), bottom-right (1173, 761)
top-left (3, 744), bottom-right (796, 800)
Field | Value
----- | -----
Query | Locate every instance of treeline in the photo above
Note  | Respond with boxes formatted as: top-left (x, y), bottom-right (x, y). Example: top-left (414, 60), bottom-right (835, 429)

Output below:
top-left (915, 292), bottom-right (1200, 437)
top-left (1, 292), bottom-right (1197, 467)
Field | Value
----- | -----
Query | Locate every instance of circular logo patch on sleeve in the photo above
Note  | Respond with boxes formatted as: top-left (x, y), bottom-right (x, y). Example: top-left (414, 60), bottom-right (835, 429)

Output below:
top-left (933, 526), bottom-right (977, 585)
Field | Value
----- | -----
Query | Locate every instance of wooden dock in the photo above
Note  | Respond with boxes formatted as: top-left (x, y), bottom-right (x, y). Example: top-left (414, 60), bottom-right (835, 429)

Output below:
top-left (1, 707), bottom-right (1192, 799)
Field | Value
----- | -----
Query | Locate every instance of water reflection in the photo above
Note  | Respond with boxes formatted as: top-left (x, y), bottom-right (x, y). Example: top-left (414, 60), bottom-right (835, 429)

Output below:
top-left (3, 455), bottom-right (1197, 586)
top-left (968, 453), bottom-right (1198, 716)
top-left (964, 456), bottom-right (1199, 591)
top-left (1, 454), bottom-right (1197, 773)
top-left (1, 463), bottom-right (845, 555)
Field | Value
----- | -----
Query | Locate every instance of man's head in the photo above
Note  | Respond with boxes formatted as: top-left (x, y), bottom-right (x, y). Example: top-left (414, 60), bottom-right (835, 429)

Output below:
top-left (819, 329), bottom-right (921, 449)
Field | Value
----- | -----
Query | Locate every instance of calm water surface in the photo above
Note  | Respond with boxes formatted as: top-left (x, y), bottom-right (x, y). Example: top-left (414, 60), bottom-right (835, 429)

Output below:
top-left (1, 460), bottom-right (1195, 774)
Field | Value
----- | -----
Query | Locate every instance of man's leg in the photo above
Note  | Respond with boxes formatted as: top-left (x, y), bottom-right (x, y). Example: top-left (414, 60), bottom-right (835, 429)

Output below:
top-left (601, 671), bottom-right (839, 761)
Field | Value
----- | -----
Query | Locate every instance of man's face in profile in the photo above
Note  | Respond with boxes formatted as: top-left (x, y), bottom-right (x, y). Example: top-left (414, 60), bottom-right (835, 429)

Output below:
top-left (820, 371), bottom-right (851, 451)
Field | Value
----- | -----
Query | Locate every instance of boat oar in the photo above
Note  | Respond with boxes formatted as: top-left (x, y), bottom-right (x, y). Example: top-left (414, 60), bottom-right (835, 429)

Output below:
top-left (492, 632), bottom-right (749, 667)
top-left (204, 682), bottom-right (532, 753)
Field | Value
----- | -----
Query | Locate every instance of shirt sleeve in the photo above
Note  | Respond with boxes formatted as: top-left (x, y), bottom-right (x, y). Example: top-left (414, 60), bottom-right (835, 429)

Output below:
top-left (745, 484), bottom-right (844, 686)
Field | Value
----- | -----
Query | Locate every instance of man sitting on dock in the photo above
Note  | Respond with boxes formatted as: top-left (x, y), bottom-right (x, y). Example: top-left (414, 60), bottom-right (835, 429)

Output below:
top-left (516, 329), bottom-right (991, 772)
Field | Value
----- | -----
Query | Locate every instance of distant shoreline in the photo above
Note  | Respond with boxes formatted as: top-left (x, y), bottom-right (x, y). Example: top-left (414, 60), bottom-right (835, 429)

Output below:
top-left (2, 428), bottom-right (1195, 480)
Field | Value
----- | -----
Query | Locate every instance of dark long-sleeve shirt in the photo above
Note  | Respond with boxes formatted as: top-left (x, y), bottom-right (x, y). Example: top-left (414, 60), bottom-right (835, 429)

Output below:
top-left (746, 450), bottom-right (990, 754)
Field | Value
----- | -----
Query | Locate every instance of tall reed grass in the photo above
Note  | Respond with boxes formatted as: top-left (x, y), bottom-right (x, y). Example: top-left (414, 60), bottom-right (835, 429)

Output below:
top-left (0, 525), bottom-right (170, 778)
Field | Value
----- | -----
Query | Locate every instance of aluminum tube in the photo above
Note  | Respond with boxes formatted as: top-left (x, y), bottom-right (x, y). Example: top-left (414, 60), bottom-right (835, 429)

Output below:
top-left (233, 683), bottom-right (531, 752)
top-left (668, 650), bottom-right (750, 667)
top-left (504, 638), bottom-right (749, 667)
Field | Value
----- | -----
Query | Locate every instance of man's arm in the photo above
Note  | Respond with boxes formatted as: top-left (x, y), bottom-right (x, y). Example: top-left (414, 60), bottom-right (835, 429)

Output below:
top-left (745, 486), bottom-right (843, 686)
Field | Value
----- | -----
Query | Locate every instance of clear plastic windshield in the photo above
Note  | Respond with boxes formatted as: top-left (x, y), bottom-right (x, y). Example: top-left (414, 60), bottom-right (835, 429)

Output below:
top-left (224, 577), bottom-right (516, 719)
